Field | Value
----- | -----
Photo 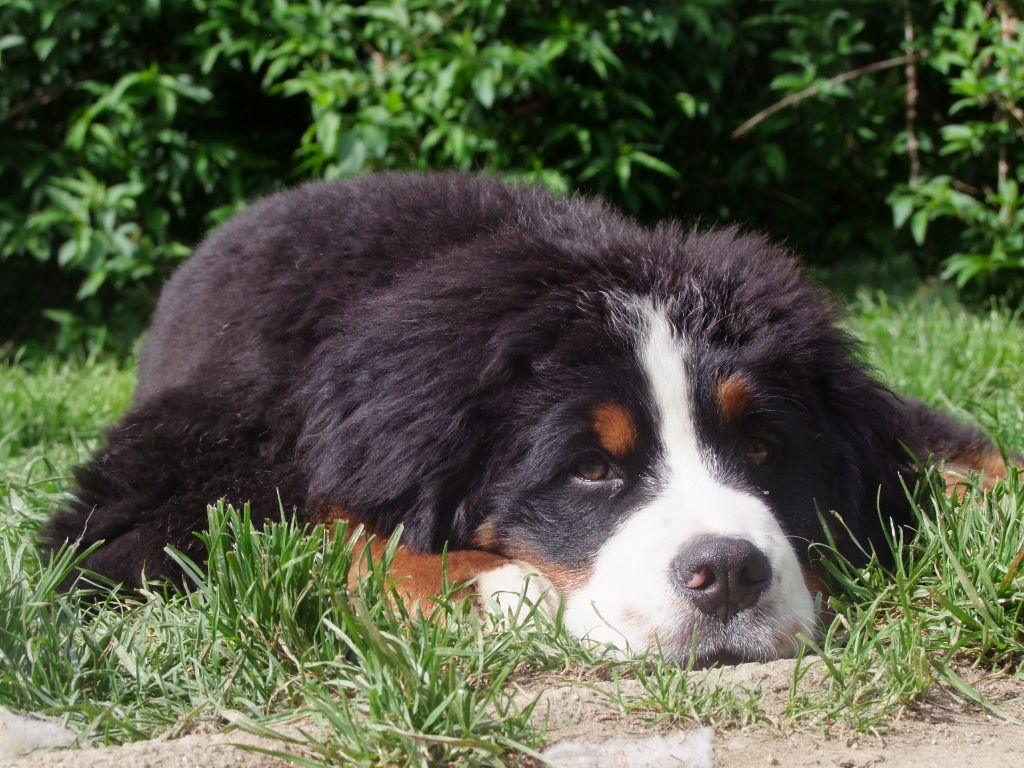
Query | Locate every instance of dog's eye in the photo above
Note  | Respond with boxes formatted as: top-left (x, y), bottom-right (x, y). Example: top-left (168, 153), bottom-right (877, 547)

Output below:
top-left (741, 439), bottom-right (771, 467)
top-left (573, 453), bottom-right (612, 482)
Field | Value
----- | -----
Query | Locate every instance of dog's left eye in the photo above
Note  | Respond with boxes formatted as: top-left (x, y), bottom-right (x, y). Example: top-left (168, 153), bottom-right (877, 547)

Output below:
top-left (573, 452), bottom-right (612, 482)
top-left (741, 438), bottom-right (771, 467)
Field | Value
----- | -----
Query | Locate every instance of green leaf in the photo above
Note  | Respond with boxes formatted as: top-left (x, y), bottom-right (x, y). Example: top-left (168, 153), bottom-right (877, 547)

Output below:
top-left (630, 151), bottom-right (680, 179)
top-left (335, 131), bottom-right (367, 176)
top-left (471, 69), bottom-right (496, 109)
top-left (77, 266), bottom-right (109, 299)
top-left (316, 111), bottom-right (341, 157)
top-left (940, 123), bottom-right (971, 139)
top-left (676, 92), bottom-right (697, 119)
top-left (32, 37), bottom-right (56, 61)
top-left (615, 155), bottom-right (631, 188)
top-left (0, 34), bottom-right (25, 53)
top-left (56, 239), bottom-right (77, 267)
top-left (891, 196), bottom-right (915, 229)
top-left (910, 209), bottom-right (930, 246)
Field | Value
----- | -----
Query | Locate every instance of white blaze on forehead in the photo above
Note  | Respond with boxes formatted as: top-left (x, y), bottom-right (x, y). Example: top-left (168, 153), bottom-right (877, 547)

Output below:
top-left (562, 299), bottom-right (815, 659)
top-left (641, 309), bottom-right (704, 473)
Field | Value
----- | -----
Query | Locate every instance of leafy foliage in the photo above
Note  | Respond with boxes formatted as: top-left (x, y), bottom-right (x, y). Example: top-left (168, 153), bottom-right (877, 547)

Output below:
top-left (1, 0), bottom-right (1021, 351)
top-left (889, 1), bottom-right (1024, 293)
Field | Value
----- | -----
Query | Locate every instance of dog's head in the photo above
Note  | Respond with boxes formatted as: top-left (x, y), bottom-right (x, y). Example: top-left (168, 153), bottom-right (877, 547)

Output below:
top-left (298, 215), bottom-right (909, 665)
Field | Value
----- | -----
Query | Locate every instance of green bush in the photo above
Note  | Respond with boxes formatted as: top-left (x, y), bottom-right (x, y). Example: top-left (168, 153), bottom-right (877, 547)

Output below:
top-left (1, 0), bottom-right (1021, 352)
top-left (889, 1), bottom-right (1024, 293)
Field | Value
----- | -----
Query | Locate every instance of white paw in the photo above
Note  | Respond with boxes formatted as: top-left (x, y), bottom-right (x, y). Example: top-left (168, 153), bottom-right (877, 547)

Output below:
top-left (475, 560), bottom-right (560, 625)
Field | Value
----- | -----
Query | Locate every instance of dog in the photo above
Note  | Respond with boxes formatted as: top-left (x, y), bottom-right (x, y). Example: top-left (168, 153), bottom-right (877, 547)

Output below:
top-left (43, 173), bottom-right (1009, 666)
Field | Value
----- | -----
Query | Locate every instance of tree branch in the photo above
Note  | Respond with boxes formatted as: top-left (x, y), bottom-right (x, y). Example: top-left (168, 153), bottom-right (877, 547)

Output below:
top-left (997, 1), bottom-right (1014, 196)
top-left (904, 1), bottom-right (921, 187)
top-left (731, 52), bottom-right (922, 139)
top-left (1, 61), bottom-right (118, 126)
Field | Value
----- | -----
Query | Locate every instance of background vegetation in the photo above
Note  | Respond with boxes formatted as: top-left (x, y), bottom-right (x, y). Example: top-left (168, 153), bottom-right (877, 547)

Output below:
top-left (2, 0), bottom-right (1022, 352)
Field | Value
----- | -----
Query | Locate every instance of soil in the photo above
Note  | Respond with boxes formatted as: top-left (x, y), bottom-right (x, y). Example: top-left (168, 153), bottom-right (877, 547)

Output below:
top-left (3, 658), bottom-right (1022, 767)
top-left (523, 659), bottom-right (1024, 767)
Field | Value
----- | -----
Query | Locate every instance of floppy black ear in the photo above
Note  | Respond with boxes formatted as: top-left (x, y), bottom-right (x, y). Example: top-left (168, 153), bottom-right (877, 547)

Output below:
top-left (294, 255), bottom-right (568, 552)
top-left (818, 359), bottom-right (1010, 562)
top-left (893, 399), bottom-right (1011, 486)
top-left (810, 362), bottom-right (916, 562)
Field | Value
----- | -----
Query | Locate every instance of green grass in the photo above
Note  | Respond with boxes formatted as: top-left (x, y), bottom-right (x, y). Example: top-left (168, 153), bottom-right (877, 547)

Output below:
top-left (1, 290), bottom-right (1022, 764)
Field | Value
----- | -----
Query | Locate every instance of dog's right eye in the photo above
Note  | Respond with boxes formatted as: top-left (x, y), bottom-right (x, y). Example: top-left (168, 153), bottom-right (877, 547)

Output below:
top-left (740, 438), bottom-right (772, 467)
top-left (573, 452), bottom-right (612, 482)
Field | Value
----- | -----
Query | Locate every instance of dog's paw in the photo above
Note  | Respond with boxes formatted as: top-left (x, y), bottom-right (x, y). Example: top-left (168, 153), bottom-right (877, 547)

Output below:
top-left (475, 560), bottom-right (560, 625)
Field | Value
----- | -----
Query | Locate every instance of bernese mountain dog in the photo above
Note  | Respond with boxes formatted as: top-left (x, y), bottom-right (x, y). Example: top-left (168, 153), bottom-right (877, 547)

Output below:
top-left (44, 173), bottom-right (1009, 666)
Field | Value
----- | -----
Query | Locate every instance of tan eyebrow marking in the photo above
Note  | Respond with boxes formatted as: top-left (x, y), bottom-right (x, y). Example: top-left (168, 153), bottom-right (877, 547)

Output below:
top-left (592, 401), bottom-right (637, 458)
top-left (471, 519), bottom-right (499, 549)
top-left (718, 374), bottom-right (755, 422)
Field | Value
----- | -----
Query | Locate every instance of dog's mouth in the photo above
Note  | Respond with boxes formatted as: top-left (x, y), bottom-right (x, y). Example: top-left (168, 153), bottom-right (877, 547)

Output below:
top-left (658, 607), bottom-right (808, 667)
top-left (561, 592), bottom-right (813, 667)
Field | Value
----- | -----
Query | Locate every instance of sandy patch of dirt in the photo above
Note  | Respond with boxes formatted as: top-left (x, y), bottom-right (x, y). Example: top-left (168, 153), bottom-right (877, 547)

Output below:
top-left (4, 658), bottom-right (1022, 767)
top-left (0, 730), bottom-right (295, 768)
top-left (716, 702), bottom-right (1021, 768)
top-left (520, 658), bottom-right (1024, 767)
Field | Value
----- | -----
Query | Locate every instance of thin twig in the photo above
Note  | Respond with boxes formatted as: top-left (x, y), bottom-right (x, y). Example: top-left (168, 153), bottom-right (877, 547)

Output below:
top-left (996, 1), bottom-right (1013, 197)
top-left (904, 0), bottom-right (921, 187)
top-left (731, 52), bottom-right (922, 139)
top-left (952, 178), bottom-right (982, 196)
top-left (1, 61), bottom-right (118, 125)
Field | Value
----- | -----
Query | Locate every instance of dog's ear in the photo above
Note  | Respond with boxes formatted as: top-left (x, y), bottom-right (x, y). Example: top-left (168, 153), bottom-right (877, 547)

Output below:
top-left (818, 364), bottom-right (1011, 561)
top-left (894, 399), bottom-right (1011, 490)
top-left (811, 362), bottom-right (915, 562)
top-left (294, 257), bottom-right (567, 552)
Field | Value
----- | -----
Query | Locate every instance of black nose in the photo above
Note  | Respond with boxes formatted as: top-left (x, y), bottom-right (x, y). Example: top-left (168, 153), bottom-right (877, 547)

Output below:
top-left (671, 535), bottom-right (772, 623)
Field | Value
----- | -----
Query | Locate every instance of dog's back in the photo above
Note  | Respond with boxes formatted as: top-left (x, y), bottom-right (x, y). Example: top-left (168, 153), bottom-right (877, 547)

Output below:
top-left (134, 173), bottom-right (551, 405)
